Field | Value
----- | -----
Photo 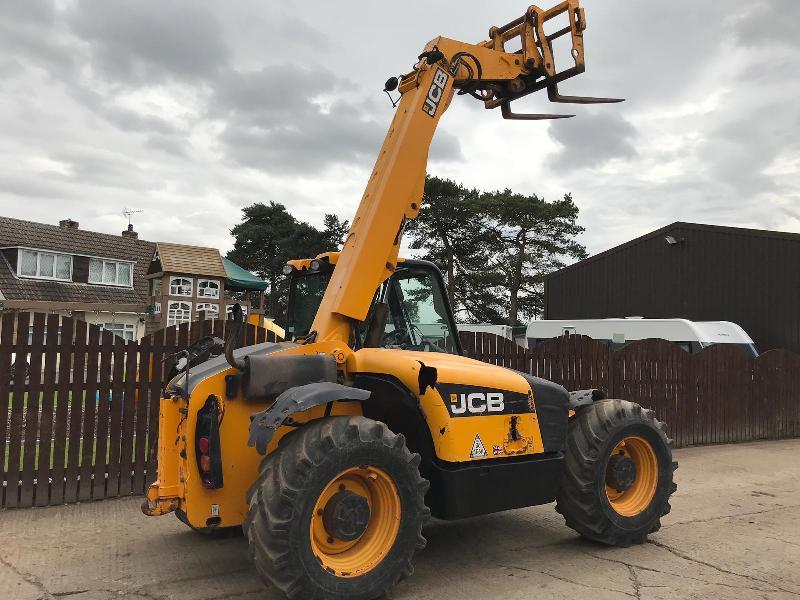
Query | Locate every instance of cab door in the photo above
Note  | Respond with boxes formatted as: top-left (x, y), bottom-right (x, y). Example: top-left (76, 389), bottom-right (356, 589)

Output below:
top-left (378, 264), bottom-right (545, 462)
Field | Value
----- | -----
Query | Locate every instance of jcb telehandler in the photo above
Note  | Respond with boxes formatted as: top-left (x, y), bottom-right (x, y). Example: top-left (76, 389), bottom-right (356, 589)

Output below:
top-left (143, 3), bottom-right (677, 599)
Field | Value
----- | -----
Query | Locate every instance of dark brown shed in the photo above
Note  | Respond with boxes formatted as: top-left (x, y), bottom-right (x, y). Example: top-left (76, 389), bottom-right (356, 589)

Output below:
top-left (544, 222), bottom-right (800, 353)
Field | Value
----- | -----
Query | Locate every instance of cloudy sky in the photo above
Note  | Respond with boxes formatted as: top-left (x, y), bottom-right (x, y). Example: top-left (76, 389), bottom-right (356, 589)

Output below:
top-left (1, 1), bottom-right (798, 258)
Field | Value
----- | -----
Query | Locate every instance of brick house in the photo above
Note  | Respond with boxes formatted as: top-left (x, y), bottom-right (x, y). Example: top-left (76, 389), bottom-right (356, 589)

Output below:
top-left (0, 217), bottom-right (154, 340)
top-left (0, 217), bottom-right (267, 340)
top-left (145, 242), bottom-right (260, 334)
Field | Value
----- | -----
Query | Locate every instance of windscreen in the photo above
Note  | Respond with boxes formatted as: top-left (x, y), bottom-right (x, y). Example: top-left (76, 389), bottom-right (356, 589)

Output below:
top-left (285, 272), bottom-right (331, 340)
top-left (381, 269), bottom-right (458, 353)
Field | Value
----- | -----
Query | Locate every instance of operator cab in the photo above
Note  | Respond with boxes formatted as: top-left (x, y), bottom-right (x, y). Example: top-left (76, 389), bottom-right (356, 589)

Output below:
top-left (284, 254), bottom-right (461, 354)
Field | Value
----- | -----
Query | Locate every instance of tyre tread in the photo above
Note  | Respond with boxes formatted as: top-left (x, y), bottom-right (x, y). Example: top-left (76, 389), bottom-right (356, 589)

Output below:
top-left (556, 399), bottom-right (678, 547)
top-left (245, 415), bottom-right (428, 600)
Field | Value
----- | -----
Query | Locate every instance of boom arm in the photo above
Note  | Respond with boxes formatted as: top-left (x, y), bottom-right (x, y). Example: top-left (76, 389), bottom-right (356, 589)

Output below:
top-left (310, 1), bottom-right (620, 344)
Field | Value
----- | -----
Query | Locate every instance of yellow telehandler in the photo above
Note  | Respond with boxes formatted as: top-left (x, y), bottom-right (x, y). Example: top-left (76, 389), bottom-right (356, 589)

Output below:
top-left (143, 4), bottom-right (677, 599)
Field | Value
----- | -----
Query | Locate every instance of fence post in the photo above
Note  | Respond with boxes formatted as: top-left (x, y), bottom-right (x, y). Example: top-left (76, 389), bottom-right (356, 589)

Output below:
top-left (0, 313), bottom-right (16, 508)
top-left (5, 313), bottom-right (32, 507)
top-left (5, 317), bottom-right (800, 507)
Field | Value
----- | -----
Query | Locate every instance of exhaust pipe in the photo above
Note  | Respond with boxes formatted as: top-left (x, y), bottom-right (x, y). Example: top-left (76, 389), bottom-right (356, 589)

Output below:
top-left (225, 303), bottom-right (247, 370)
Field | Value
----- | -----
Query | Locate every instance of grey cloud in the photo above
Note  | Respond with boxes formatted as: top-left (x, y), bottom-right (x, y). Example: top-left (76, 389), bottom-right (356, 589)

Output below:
top-left (546, 111), bottom-right (637, 170)
top-left (0, 15), bottom-right (77, 76)
top-left (212, 65), bottom-right (340, 117)
top-left (734, 0), bottom-right (800, 47)
top-left (1, 0), bottom-right (798, 260)
top-left (216, 99), bottom-right (387, 173)
top-left (0, 173), bottom-right (84, 201)
top-left (0, 2), bottom-right (189, 141)
top-left (573, 1), bottom-right (732, 107)
top-left (0, 0), bottom-right (55, 26)
top-left (49, 147), bottom-right (161, 192)
top-left (212, 64), bottom-right (461, 173)
top-left (64, 86), bottom-right (187, 142)
top-left (145, 135), bottom-right (187, 157)
top-left (102, 106), bottom-right (181, 136)
top-left (68, 0), bottom-right (230, 84)
top-left (430, 131), bottom-right (463, 164)
top-left (218, 7), bottom-right (334, 57)
top-left (0, 58), bottom-right (23, 78)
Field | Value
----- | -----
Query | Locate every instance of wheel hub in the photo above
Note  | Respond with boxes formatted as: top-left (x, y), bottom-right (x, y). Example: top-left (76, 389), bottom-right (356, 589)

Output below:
top-left (606, 454), bottom-right (637, 491)
top-left (310, 466), bottom-right (401, 578)
top-left (323, 490), bottom-right (371, 541)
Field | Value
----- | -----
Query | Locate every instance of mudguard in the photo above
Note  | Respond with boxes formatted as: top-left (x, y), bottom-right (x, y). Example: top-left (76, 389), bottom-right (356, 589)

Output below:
top-left (247, 382), bottom-right (371, 454)
top-left (516, 372), bottom-right (570, 452)
top-left (568, 388), bottom-right (607, 410)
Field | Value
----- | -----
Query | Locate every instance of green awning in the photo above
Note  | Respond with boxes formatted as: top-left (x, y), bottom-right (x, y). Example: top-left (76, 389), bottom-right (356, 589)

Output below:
top-left (223, 256), bottom-right (268, 291)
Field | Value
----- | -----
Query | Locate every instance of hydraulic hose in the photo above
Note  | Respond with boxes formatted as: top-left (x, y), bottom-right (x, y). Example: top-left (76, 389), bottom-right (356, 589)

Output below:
top-left (225, 303), bottom-right (247, 370)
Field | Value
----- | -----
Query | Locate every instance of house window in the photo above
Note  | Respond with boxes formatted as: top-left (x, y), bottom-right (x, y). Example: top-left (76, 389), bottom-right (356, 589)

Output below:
top-left (197, 279), bottom-right (220, 299)
top-left (102, 323), bottom-right (136, 341)
top-left (88, 258), bottom-right (133, 287)
top-left (18, 249), bottom-right (72, 281)
top-left (151, 278), bottom-right (162, 297)
top-left (169, 276), bottom-right (193, 296)
top-left (167, 301), bottom-right (192, 326)
top-left (196, 303), bottom-right (220, 317)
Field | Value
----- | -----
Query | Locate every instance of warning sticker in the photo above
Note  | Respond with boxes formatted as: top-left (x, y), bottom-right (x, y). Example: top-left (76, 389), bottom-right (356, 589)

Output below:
top-left (469, 434), bottom-right (488, 459)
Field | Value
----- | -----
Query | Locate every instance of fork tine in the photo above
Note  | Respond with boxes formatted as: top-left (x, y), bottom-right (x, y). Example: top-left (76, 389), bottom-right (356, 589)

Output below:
top-left (547, 84), bottom-right (625, 104)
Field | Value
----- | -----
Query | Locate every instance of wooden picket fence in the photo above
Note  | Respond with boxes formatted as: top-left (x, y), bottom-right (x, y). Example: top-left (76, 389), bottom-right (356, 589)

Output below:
top-left (459, 332), bottom-right (800, 448)
top-left (0, 313), bottom-right (277, 509)
top-left (3, 316), bottom-right (799, 509)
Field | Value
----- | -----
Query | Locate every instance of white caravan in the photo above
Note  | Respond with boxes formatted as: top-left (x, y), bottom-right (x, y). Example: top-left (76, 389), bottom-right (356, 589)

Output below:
top-left (526, 318), bottom-right (758, 356)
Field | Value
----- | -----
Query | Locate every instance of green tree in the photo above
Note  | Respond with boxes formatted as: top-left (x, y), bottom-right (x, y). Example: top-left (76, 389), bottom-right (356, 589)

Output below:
top-left (481, 191), bottom-right (587, 326)
top-left (409, 178), bottom-right (587, 326)
top-left (405, 177), bottom-right (503, 323)
top-left (321, 214), bottom-right (350, 251)
top-left (227, 202), bottom-right (349, 319)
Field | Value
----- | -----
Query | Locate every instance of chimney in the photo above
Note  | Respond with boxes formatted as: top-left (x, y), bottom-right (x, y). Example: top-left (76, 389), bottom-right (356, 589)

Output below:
top-left (59, 218), bottom-right (79, 230)
top-left (121, 223), bottom-right (138, 240)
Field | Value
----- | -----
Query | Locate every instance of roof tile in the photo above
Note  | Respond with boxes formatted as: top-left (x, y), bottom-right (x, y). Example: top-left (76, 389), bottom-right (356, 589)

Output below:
top-left (155, 242), bottom-right (227, 278)
top-left (0, 216), bottom-right (155, 304)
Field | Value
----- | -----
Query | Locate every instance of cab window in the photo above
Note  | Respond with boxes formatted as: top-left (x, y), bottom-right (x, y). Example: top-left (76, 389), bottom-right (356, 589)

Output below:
top-left (286, 272), bottom-right (331, 340)
top-left (382, 270), bottom-right (457, 353)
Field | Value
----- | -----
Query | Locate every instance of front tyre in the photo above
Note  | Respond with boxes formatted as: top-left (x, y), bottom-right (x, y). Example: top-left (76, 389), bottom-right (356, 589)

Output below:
top-left (245, 416), bottom-right (430, 600)
top-left (556, 399), bottom-right (677, 547)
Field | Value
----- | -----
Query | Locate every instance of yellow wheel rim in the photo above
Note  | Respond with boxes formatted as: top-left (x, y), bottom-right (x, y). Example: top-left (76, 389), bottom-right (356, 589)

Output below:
top-left (605, 436), bottom-right (659, 517)
top-left (310, 466), bottom-right (401, 578)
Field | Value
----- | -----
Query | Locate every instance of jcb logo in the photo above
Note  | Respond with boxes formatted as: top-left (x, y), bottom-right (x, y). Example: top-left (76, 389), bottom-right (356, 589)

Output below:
top-left (450, 392), bottom-right (505, 415)
top-left (422, 68), bottom-right (449, 117)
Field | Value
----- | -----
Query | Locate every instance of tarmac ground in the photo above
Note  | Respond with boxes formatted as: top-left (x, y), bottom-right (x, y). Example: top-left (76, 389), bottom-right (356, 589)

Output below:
top-left (1, 439), bottom-right (799, 599)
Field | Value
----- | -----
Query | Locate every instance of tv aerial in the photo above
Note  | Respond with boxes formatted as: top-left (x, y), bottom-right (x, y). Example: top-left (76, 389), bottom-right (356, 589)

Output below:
top-left (123, 207), bottom-right (144, 226)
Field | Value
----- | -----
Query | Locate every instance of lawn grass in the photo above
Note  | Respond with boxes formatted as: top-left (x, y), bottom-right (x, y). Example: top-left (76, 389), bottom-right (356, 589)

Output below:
top-left (3, 434), bottom-right (151, 473)
top-left (3, 390), bottom-right (151, 474)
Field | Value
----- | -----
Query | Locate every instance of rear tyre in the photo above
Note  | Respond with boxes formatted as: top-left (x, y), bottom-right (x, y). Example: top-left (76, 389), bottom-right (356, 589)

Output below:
top-left (245, 416), bottom-right (429, 600)
top-left (556, 399), bottom-right (677, 547)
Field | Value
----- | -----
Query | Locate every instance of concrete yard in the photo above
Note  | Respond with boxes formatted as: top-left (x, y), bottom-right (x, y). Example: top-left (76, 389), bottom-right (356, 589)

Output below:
top-left (1, 439), bottom-right (799, 600)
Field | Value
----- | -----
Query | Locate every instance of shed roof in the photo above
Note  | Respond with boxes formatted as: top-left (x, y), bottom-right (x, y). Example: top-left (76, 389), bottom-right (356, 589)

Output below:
top-left (547, 221), bottom-right (800, 279)
top-left (154, 242), bottom-right (227, 278)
